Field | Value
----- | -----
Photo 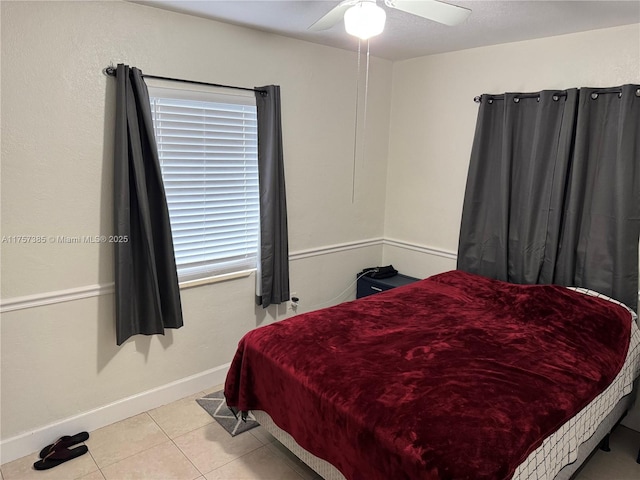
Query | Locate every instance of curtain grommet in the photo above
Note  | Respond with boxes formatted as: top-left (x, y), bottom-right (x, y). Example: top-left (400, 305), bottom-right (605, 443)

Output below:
top-left (536, 97), bottom-right (540, 102)
top-left (488, 98), bottom-right (494, 104)
top-left (635, 88), bottom-right (640, 97)
top-left (513, 97), bottom-right (520, 103)
top-left (591, 93), bottom-right (599, 100)
top-left (552, 95), bottom-right (559, 101)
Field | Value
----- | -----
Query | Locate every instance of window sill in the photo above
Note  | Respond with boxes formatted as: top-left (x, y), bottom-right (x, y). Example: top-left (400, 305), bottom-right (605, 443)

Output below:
top-left (179, 269), bottom-right (255, 290)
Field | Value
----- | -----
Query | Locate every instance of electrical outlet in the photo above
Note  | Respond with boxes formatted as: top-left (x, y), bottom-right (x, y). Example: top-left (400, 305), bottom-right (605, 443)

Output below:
top-left (289, 292), bottom-right (299, 310)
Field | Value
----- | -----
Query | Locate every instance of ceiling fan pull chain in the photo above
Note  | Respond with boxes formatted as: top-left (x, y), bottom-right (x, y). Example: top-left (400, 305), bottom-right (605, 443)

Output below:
top-left (362, 38), bottom-right (370, 168)
top-left (351, 39), bottom-right (362, 203)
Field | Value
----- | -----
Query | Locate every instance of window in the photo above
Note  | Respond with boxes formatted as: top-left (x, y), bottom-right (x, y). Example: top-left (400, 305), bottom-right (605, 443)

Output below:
top-left (148, 84), bottom-right (259, 282)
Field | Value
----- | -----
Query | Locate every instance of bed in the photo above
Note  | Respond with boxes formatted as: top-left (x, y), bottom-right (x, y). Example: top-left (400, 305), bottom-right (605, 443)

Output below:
top-left (225, 270), bottom-right (640, 480)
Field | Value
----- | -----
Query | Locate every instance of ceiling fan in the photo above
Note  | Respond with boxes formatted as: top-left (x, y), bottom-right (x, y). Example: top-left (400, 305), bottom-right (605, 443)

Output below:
top-left (309, 0), bottom-right (471, 40)
top-left (311, 2), bottom-right (470, 201)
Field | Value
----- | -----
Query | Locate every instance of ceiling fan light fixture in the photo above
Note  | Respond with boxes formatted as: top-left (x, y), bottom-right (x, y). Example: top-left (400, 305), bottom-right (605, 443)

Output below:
top-left (344, 1), bottom-right (386, 40)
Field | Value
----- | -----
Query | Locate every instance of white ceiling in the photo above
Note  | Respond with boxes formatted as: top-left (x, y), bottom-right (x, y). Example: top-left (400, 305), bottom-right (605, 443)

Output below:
top-left (134, 0), bottom-right (640, 61)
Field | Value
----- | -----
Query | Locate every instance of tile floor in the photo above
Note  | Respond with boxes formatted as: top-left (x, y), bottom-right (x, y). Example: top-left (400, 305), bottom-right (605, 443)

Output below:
top-left (1, 385), bottom-right (639, 480)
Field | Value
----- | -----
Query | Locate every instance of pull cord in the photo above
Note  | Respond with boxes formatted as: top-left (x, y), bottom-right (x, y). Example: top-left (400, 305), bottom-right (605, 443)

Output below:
top-left (351, 40), bottom-right (361, 204)
top-left (351, 39), bottom-right (371, 204)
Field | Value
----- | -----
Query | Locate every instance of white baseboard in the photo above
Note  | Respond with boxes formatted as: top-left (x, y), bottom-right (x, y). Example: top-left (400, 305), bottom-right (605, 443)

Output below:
top-left (0, 363), bottom-right (229, 465)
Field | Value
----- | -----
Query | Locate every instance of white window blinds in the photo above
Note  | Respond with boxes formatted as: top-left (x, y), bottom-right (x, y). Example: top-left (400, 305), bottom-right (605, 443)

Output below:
top-left (148, 86), bottom-right (259, 281)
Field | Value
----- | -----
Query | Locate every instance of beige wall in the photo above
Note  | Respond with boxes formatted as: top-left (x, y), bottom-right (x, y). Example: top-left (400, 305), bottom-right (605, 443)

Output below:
top-left (383, 23), bottom-right (640, 279)
top-left (0, 0), bottom-right (392, 449)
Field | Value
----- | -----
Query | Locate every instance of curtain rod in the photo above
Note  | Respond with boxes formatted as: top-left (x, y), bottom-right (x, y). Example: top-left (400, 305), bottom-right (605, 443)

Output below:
top-left (103, 66), bottom-right (265, 94)
top-left (474, 87), bottom-right (638, 103)
top-left (474, 92), bottom-right (568, 103)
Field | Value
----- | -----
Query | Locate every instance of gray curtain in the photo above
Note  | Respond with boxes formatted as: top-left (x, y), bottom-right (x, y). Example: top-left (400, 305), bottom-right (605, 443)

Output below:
top-left (457, 90), bottom-right (578, 284)
top-left (114, 64), bottom-right (183, 345)
top-left (458, 85), bottom-right (640, 311)
top-left (554, 85), bottom-right (640, 311)
top-left (254, 85), bottom-right (290, 307)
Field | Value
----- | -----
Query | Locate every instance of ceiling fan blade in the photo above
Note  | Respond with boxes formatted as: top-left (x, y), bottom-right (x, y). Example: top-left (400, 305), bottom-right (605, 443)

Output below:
top-left (390, 0), bottom-right (471, 26)
top-left (309, 0), bottom-right (358, 31)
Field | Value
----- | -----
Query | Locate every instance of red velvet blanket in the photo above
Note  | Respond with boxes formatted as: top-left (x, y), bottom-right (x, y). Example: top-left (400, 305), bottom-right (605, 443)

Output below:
top-left (225, 270), bottom-right (632, 480)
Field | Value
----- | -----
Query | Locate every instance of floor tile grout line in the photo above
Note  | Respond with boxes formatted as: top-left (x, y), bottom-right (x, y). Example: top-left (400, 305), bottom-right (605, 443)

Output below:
top-left (146, 397), bottom-right (265, 477)
top-left (96, 436), bottom-right (201, 479)
top-left (74, 448), bottom-right (100, 480)
top-left (260, 441), bottom-right (312, 480)
top-left (197, 443), bottom-right (271, 479)
top-left (169, 433), bottom-right (208, 477)
top-left (146, 407), bottom-right (209, 478)
top-left (90, 412), bottom-right (172, 471)
top-left (157, 393), bottom-right (273, 478)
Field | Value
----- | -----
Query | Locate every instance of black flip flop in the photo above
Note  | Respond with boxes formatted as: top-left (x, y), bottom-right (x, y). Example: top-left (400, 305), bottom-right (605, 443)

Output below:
top-left (38, 431), bottom-right (89, 458)
top-left (33, 445), bottom-right (89, 470)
